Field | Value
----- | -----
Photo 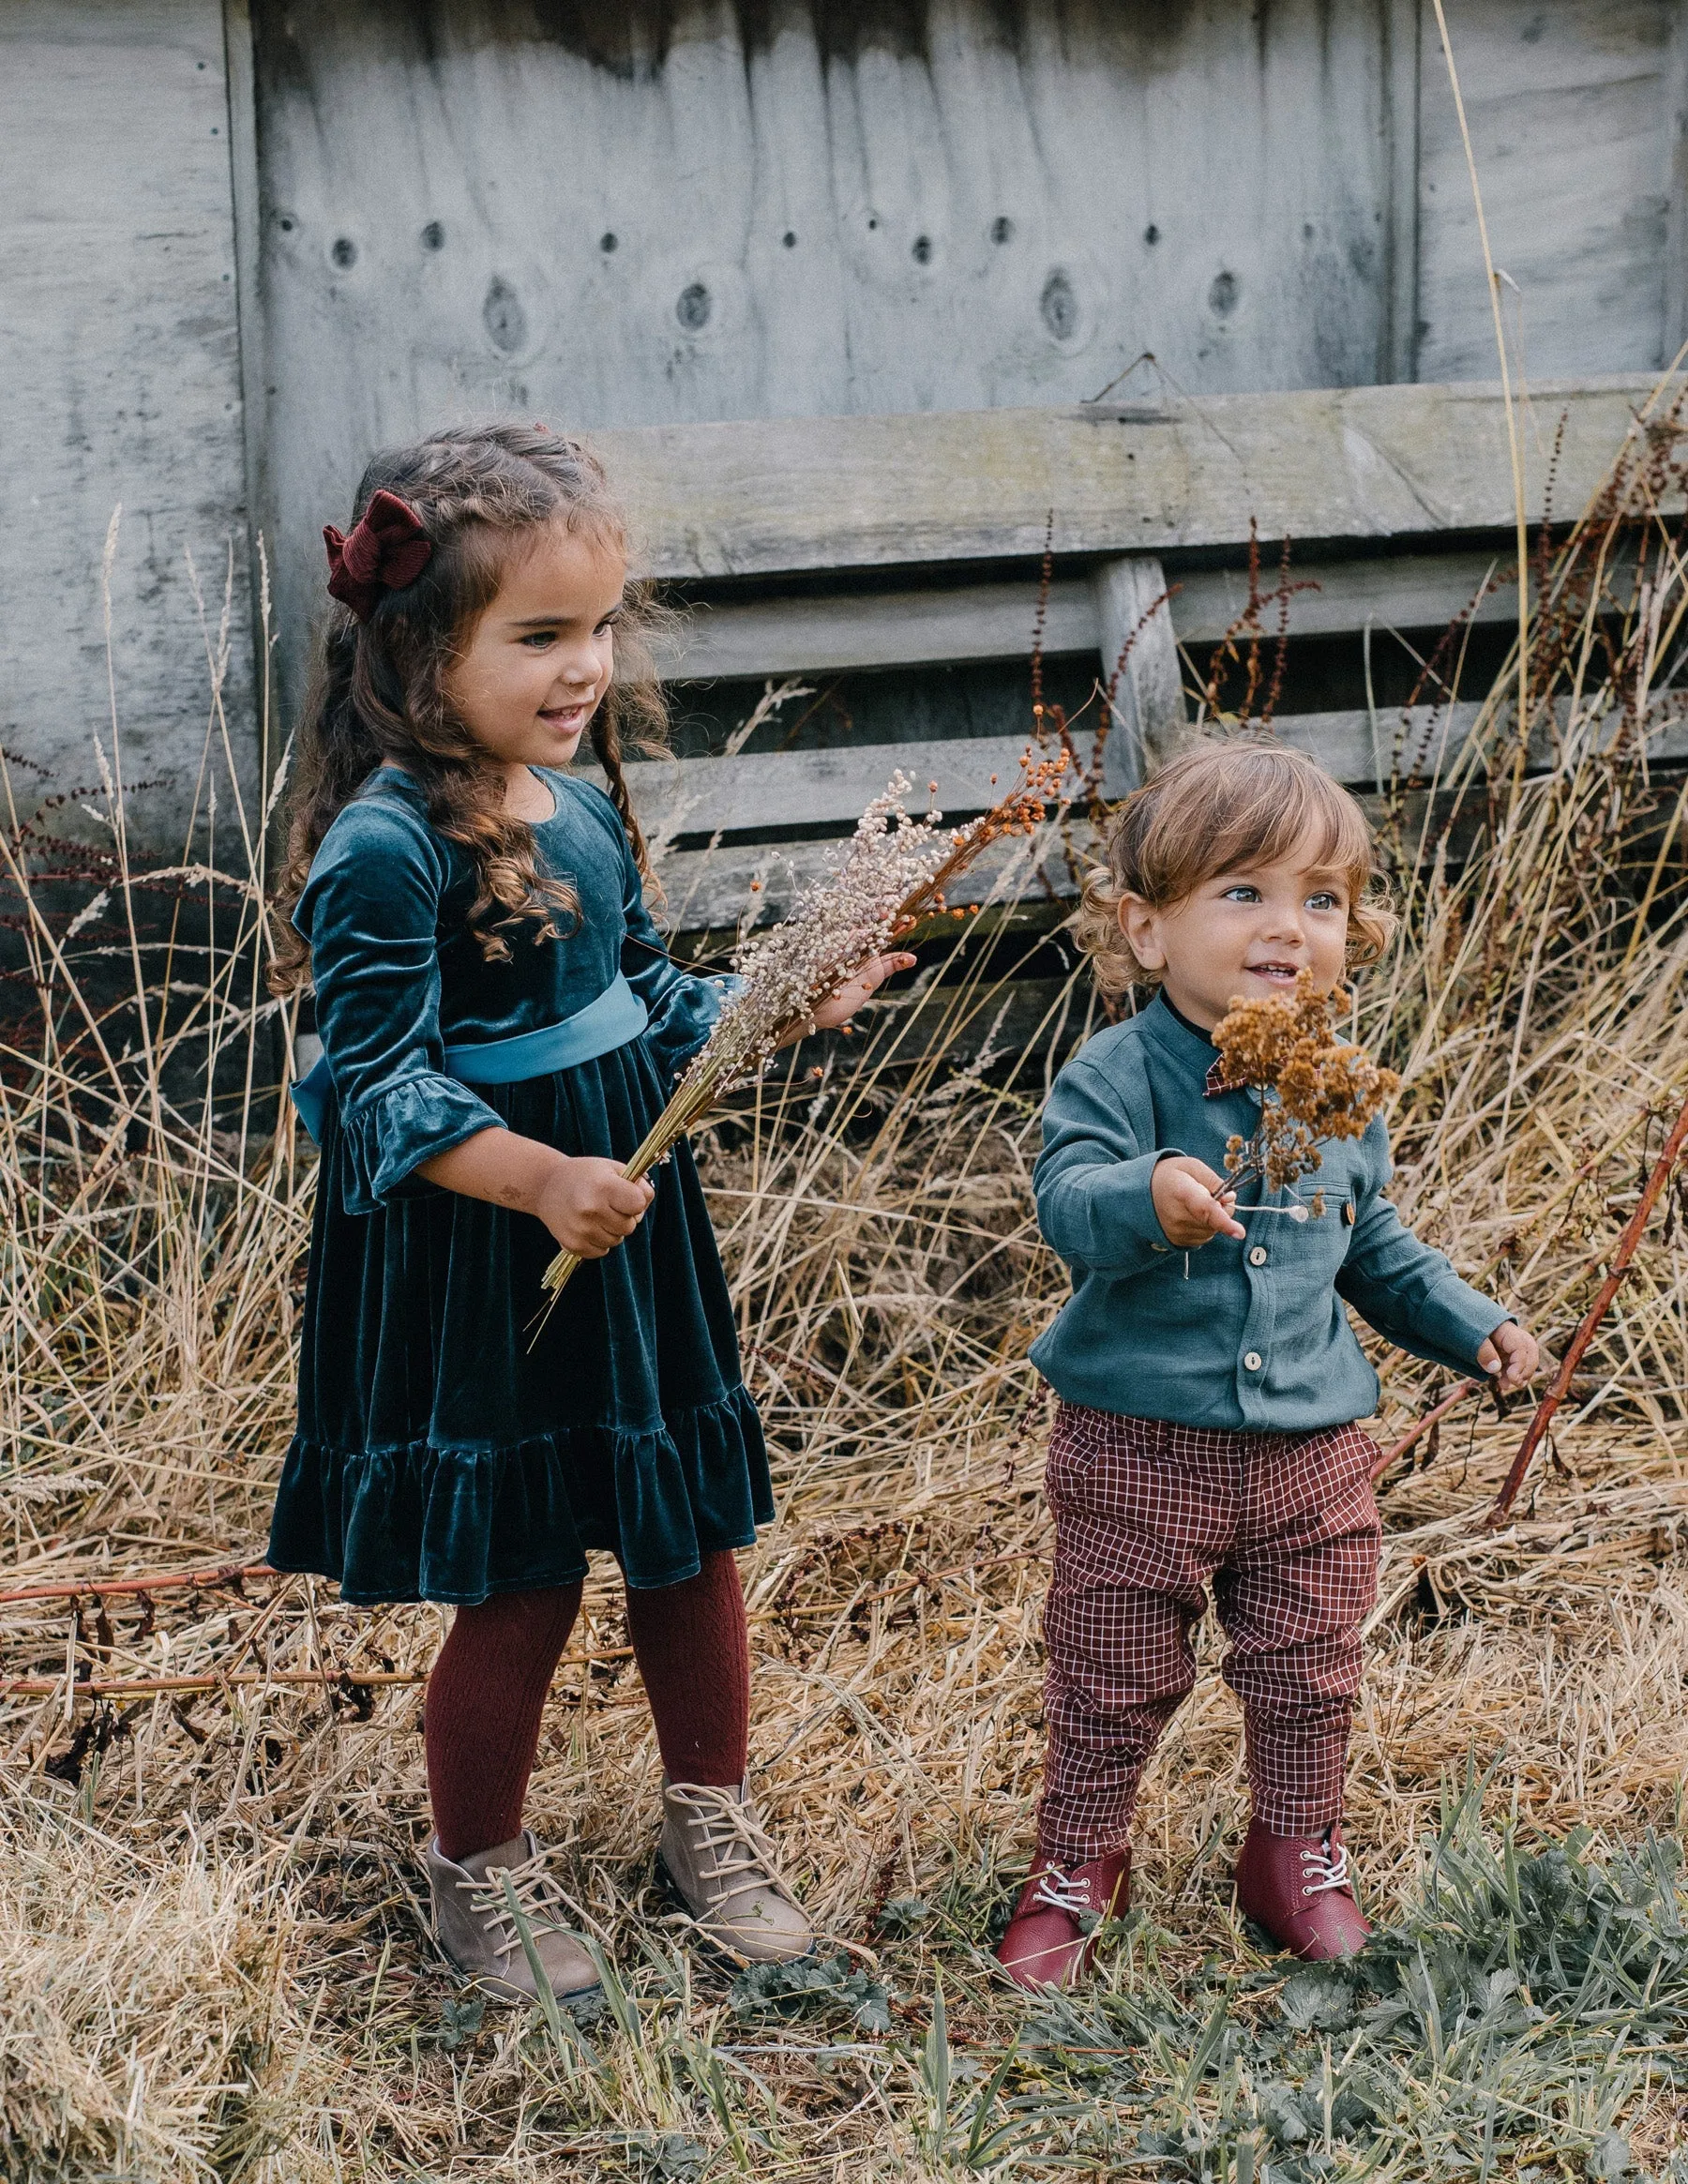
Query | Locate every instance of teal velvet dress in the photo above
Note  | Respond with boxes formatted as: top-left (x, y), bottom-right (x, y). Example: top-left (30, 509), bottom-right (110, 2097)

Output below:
top-left (265, 766), bottom-right (773, 1604)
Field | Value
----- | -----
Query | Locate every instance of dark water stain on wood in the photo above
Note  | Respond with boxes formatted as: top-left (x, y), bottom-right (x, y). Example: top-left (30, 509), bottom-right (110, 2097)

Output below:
top-left (482, 275), bottom-right (528, 353)
top-left (523, 0), bottom-right (1203, 76)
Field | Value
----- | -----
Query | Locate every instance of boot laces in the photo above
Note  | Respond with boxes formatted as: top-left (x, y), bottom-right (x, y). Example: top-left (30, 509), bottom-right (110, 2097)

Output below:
top-left (1300, 1838), bottom-right (1353, 1897)
top-left (1032, 1866), bottom-right (1099, 1917)
top-left (458, 1845), bottom-right (571, 1964)
top-left (670, 1784), bottom-right (794, 1913)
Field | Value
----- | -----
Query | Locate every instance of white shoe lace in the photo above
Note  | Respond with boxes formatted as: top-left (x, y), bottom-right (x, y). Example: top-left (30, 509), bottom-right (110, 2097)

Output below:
top-left (1032, 1867), bottom-right (1103, 1917)
top-left (668, 1784), bottom-right (795, 1918)
top-left (458, 1845), bottom-right (572, 1964)
top-left (1300, 1839), bottom-right (1354, 1898)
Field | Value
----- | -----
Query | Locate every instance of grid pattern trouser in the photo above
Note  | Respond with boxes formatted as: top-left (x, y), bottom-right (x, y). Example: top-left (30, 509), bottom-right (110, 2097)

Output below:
top-left (1037, 1402), bottom-right (1381, 1861)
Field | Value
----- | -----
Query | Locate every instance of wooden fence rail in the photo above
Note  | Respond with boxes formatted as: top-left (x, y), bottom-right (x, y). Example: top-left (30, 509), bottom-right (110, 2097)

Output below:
top-left (570, 375), bottom-right (1682, 932)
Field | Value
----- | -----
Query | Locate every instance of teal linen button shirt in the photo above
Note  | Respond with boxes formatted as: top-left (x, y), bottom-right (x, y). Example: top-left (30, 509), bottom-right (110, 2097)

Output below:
top-left (1029, 992), bottom-right (1509, 1430)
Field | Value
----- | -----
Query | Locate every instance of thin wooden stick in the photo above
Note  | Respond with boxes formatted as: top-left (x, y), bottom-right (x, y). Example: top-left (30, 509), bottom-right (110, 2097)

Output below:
top-left (0, 1558), bottom-right (274, 1608)
top-left (1489, 1088), bottom-right (1688, 1525)
top-left (0, 1667), bottom-right (430, 1699)
top-left (0, 1645), bottom-right (641, 1700)
top-left (1370, 1378), bottom-right (1483, 1484)
top-left (0, 1550), bottom-right (1051, 1704)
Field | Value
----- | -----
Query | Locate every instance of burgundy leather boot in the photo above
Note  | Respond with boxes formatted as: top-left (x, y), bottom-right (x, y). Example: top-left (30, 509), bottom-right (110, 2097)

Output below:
top-left (1234, 1819), bottom-right (1371, 1959)
top-left (995, 1848), bottom-right (1131, 1991)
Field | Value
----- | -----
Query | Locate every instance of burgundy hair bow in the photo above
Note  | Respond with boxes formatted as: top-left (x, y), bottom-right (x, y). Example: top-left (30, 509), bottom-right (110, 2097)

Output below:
top-left (324, 489), bottom-right (432, 622)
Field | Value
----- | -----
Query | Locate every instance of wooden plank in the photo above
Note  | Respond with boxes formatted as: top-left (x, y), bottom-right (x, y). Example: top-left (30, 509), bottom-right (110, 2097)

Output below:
top-left (221, 0), bottom-right (270, 679)
top-left (619, 692), bottom-right (1688, 923)
top-left (660, 580), bottom-right (1099, 680)
top-left (1169, 549), bottom-right (1521, 643)
top-left (593, 377), bottom-right (1671, 582)
top-left (1666, 0), bottom-right (1688, 368)
top-left (656, 550), bottom-right (1532, 685)
top-left (251, 0), bottom-right (1411, 711)
top-left (1093, 557), bottom-right (1185, 793)
top-left (1382, 0), bottom-right (1424, 384)
top-left (0, 0), bottom-right (255, 846)
top-left (649, 821), bottom-right (1099, 936)
top-left (616, 737), bottom-right (1059, 844)
top-left (791, 972), bottom-right (1103, 1077)
top-left (606, 706), bottom-right (1476, 846)
top-left (1416, 2), bottom-right (1679, 380)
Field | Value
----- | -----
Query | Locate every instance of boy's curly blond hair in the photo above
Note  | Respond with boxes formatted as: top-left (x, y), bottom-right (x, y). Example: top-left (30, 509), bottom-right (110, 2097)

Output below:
top-left (1076, 738), bottom-right (1397, 1001)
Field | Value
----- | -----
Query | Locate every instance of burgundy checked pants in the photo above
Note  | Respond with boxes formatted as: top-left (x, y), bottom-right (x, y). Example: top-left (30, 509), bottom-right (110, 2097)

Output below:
top-left (1038, 1403), bottom-right (1381, 1862)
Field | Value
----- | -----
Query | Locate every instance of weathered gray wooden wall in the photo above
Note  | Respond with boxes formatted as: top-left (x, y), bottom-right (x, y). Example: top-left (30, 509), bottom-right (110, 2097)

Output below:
top-left (2, 0), bottom-right (1685, 857)
top-left (0, 1), bottom-right (255, 841)
top-left (248, 0), bottom-right (1688, 705)
top-left (1415, 2), bottom-right (1688, 379)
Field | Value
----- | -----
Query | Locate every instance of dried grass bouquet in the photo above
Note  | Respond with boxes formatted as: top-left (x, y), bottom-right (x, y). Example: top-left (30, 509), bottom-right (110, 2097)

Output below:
top-left (1211, 969), bottom-right (1399, 1213)
top-left (539, 750), bottom-right (1070, 1308)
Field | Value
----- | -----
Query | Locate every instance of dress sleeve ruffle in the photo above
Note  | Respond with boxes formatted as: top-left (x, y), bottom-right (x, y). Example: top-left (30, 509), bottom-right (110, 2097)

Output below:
top-left (299, 796), bottom-right (505, 1217)
top-left (338, 1077), bottom-right (505, 1216)
top-left (641, 971), bottom-right (744, 1082)
top-left (613, 821), bottom-right (744, 1081)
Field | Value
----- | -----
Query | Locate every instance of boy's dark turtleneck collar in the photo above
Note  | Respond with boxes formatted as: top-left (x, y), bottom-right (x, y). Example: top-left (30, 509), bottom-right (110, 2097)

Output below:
top-left (1153, 987), bottom-right (1219, 1051)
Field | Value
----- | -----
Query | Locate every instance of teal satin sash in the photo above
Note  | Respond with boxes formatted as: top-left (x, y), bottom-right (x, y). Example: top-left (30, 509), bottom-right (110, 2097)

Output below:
top-left (290, 970), bottom-right (650, 1144)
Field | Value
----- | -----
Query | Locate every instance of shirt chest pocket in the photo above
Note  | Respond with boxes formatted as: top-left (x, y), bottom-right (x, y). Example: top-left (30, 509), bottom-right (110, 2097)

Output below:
top-left (1246, 1155), bottom-right (1366, 1277)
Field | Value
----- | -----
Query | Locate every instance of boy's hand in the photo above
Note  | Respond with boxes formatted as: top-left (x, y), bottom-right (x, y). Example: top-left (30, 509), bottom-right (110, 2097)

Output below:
top-left (534, 1155), bottom-right (654, 1259)
top-left (1477, 1320), bottom-right (1539, 1393)
top-left (1152, 1155), bottom-right (1246, 1248)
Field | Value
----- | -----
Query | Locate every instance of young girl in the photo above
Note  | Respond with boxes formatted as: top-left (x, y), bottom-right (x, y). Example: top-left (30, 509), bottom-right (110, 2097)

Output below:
top-left (266, 424), bottom-right (910, 2004)
top-left (998, 740), bottom-right (1538, 1989)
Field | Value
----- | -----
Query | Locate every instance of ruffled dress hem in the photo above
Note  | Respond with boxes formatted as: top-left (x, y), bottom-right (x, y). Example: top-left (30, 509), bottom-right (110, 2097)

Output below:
top-left (267, 1382), bottom-right (773, 1605)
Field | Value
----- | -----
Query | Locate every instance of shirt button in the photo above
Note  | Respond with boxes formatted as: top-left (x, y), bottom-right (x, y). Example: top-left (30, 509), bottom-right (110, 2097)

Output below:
top-left (1243, 1350), bottom-right (1263, 1372)
top-left (1248, 1245), bottom-right (1268, 1267)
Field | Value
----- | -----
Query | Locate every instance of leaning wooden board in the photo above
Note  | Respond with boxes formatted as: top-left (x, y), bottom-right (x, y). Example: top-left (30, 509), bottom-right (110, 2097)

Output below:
top-left (614, 704), bottom-right (1688, 934)
top-left (595, 377), bottom-right (1678, 580)
top-left (0, 0), bottom-right (255, 831)
top-left (619, 709), bottom-right (1482, 847)
top-left (654, 550), bottom-right (1530, 684)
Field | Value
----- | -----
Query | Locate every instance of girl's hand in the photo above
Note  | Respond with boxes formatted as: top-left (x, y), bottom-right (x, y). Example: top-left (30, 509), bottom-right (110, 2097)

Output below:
top-left (1152, 1155), bottom-right (1246, 1248)
top-left (1477, 1319), bottom-right (1539, 1393)
top-left (786, 952), bottom-right (917, 1043)
top-left (534, 1155), bottom-right (655, 1258)
top-left (419, 1130), bottom-right (653, 1257)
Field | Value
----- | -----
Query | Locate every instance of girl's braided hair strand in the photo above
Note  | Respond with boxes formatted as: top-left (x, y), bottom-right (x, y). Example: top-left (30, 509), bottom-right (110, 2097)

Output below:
top-left (269, 422), bottom-right (669, 996)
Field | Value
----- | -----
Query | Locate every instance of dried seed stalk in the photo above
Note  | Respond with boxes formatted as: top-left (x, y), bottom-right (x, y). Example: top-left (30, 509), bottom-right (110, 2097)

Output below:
top-left (538, 751), bottom-right (1069, 1309)
top-left (1212, 970), bottom-right (1400, 1205)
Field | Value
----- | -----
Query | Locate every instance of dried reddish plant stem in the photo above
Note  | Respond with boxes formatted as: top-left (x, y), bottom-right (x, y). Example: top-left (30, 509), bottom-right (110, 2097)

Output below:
top-left (1369, 1379), bottom-right (1482, 1484)
top-left (1488, 1088), bottom-right (1688, 1525)
top-left (0, 1559), bottom-right (274, 1609)
top-left (3, 1550), bottom-right (1046, 1703)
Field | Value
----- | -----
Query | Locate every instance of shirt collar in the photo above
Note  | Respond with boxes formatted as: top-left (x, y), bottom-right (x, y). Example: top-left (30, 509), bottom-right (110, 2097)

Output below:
top-left (1138, 989), bottom-right (1243, 1099)
top-left (1139, 988), bottom-right (1218, 1067)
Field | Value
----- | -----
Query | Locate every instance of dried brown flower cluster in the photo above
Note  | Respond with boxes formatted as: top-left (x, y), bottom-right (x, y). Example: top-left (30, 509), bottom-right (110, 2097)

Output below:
top-left (1212, 970), bottom-right (1399, 1203)
top-left (538, 750), bottom-right (1070, 1311)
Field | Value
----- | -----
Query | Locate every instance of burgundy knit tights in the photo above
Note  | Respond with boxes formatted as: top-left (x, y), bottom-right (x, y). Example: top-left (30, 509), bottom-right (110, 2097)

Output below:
top-left (424, 1551), bottom-right (751, 1863)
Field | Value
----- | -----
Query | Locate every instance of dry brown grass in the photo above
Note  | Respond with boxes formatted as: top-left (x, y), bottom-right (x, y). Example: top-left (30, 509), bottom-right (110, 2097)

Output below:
top-left (5, 393), bottom-right (1688, 2179)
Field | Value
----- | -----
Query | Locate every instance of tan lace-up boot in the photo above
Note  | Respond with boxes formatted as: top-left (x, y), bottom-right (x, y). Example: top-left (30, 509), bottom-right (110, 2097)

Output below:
top-left (657, 1778), bottom-right (814, 1964)
top-left (427, 1830), bottom-right (600, 2002)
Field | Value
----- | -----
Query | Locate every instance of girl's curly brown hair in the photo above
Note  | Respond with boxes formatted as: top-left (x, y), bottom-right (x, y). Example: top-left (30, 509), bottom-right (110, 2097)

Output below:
top-left (1075, 737), bottom-right (1397, 1001)
top-left (269, 422), bottom-right (670, 996)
